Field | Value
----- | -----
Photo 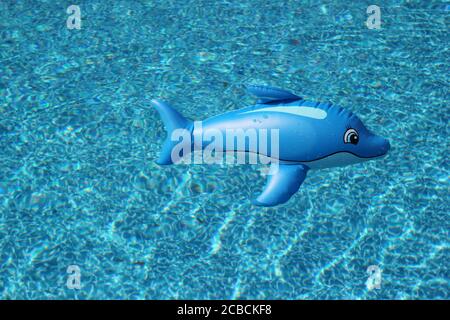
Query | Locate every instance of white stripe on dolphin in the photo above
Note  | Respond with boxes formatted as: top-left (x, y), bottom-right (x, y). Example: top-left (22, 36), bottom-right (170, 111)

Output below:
top-left (242, 106), bottom-right (327, 120)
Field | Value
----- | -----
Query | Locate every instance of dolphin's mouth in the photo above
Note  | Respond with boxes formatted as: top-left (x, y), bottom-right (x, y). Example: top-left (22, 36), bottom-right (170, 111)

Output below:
top-left (277, 150), bottom-right (390, 169)
top-left (279, 150), bottom-right (388, 164)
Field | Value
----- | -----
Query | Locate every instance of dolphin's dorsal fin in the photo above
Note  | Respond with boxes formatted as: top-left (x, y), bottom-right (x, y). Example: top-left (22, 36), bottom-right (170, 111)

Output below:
top-left (247, 85), bottom-right (302, 104)
top-left (253, 164), bottom-right (309, 207)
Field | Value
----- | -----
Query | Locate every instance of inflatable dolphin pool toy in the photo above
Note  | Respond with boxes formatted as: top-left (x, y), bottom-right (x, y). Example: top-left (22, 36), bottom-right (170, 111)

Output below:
top-left (152, 85), bottom-right (390, 207)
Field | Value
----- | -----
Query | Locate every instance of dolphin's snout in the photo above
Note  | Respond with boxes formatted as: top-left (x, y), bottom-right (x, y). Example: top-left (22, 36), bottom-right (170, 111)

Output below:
top-left (382, 139), bottom-right (390, 154)
top-left (368, 135), bottom-right (390, 157)
top-left (377, 137), bottom-right (390, 156)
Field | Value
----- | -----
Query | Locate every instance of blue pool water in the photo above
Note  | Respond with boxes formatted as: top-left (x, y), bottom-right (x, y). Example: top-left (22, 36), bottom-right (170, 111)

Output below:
top-left (0, 0), bottom-right (448, 299)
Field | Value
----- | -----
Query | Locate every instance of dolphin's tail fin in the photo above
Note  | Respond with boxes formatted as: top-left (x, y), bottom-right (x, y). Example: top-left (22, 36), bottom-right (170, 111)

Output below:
top-left (151, 99), bottom-right (193, 165)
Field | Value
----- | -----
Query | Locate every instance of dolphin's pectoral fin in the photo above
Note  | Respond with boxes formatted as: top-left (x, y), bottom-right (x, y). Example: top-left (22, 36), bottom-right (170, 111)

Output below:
top-left (247, 85), bottom-right (302, 104)
top-left (252, 164), bottom-right (308, 207)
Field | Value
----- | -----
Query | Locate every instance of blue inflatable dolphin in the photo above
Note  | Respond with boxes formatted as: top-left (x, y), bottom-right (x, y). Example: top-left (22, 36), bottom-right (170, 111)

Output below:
top-left (152, 85), bottom-right (390, 207)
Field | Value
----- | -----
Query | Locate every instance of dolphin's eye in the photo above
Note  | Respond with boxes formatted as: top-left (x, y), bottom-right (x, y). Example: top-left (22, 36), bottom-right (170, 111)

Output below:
top-left (344, 128), bottom-right (359, 145)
